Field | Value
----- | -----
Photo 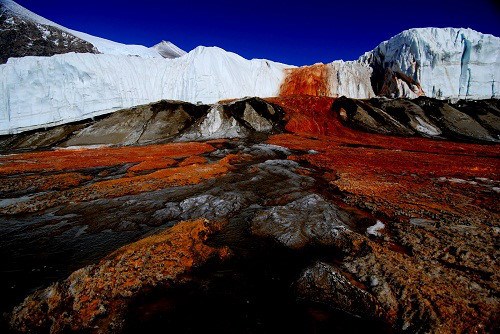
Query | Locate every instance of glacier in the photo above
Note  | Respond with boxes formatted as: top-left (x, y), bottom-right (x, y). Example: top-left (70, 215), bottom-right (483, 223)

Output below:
top-left (327, 61), bottom-right (375, 98)
top-left (360, 27), bottom-right (500, 100)
top-left (0, 47), bottom-right (291, 134)
top-left (1, 1), bottom-right (499, 135)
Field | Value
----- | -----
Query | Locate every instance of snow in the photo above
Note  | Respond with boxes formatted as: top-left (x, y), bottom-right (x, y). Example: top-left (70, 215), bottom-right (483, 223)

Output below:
top-left (181, 105), bottom-right (247, 140)
top-left (0, 47), bottom-right (291, 134)
top-left (152, 41), bottom-right (187, 59)
top-left (414, 116), bottom-right (442, 136)
top-left (366, 220), bottom-right (385, 237)
top-left (57, 144), bottom-right (112, 151)
top-left (0, 0), bottom-right (183, 58)
top-left (360, 27), bottom-right (500, 99)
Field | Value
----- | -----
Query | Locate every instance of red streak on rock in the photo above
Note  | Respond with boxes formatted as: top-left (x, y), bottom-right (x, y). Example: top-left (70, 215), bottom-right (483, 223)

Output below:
top-left (267, 95), bottom-right (499, 226)
top-left (0, 172), bottom-right (92, 193)
top-left (10, 219), bottom-right (231, 333)
top-left (269, 131), bottom-right (499, 221)
top-left (179, 155), bottom-right (208, 167)
top-left (0, 142), bottom-right (215, 176)
top-left (266, 96), bottom-right (499, 158)
top-left (127, 158), bottom-right (178, 175)
top-left (279, 64), bottom-right (330, 97)
top-left (266, 95), bottom-right (338, 135)
top-left (267, 96), bottom-right (499, 332)
top-left (1, 154), bottom-right (237, 215)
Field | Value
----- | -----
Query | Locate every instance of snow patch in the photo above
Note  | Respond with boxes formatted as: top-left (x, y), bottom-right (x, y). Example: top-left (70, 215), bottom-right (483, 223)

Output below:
top-left (152, 41), bottom-right (187, 59)
top-left (366, 220), bottom-right (385, 237)
top-left (414, 116), bottom-right (442, 136)
top-left (56, 144), bottom-right (112, 151)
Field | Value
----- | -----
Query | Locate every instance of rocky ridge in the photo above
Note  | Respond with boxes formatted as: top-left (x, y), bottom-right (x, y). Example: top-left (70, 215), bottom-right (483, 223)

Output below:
top-left (0, 0), bottom-right (179, 59)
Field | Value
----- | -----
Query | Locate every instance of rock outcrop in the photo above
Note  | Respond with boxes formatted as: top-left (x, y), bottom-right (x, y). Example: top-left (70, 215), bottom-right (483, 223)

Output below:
top-left (251, 193), bottom-right (350, 249)
top-left (0, 0), bottom-right (173, 59)
top-left (0, 97), bottom-right (285, 152)
top-left (0, 4), bottom-right (97, 63)
top-left (296, 262), bottom-right (385, 321)
top-left (332, 96), bottom-right (499, 142)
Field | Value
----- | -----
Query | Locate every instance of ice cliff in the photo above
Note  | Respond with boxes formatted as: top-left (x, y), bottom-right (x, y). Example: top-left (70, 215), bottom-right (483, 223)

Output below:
top-left (0, 47), bottom-right (290, 134)
top-left (360, 27), bottom-right (500, 99)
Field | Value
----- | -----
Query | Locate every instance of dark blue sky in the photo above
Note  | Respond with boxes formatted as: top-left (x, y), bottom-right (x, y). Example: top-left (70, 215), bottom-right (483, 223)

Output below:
top-left (16, 0), bottom-right (500, 65)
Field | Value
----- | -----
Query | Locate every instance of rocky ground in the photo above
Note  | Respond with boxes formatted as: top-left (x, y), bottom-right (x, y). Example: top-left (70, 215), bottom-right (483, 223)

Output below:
top-left (0, 96), bottom-right (498, 333)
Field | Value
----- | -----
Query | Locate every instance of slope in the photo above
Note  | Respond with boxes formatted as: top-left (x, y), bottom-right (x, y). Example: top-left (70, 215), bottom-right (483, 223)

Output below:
top-left (0, 0), bottom-right (185, 59)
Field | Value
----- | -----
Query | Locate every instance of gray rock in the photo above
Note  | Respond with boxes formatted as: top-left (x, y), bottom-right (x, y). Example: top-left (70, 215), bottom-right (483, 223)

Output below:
top-left (178, 192), bottom-right (246, 220)
top-left (242, 103), bottom-right (273, 132)
top-left (251, 194), bottom-right (349, 249)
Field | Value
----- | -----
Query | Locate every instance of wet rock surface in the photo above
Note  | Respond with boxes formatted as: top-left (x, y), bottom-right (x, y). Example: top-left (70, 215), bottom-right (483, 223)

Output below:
top-left (10, 219), bottom-right (231, 333)
top-left (251, 193), bottom-right (350, 249)
top-left (0, 95), bottom-right (498, 333)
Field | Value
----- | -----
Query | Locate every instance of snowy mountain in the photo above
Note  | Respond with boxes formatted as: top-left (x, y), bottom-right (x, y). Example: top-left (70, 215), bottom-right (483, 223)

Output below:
top-left (0, 0), bottom-right (185, 60)
top-left (152, 41), bottom-right (187, 59)
top-left (0, 0), bottom-right (97, 62)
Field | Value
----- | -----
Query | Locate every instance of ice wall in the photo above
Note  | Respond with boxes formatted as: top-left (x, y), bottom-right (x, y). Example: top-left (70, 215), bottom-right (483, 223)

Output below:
top-left (0, 47), bottom-right (290, 134)
top-left (361, 28), bottom-right (500, 99)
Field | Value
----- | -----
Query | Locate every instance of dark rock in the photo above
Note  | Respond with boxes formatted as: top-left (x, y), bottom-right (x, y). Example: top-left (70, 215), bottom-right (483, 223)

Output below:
top-left (63, 101), bottom-right (210, 147)
top-left (0, 6), bottom-right (97, 64)
top-left (414, 97), bottom-right (497, 142)
top-left (0, 123), bottom-right (87, 152)
top-left (296, 262), bottom-right (385, 320)
top-left (333, 96), bottom-right (499, 142)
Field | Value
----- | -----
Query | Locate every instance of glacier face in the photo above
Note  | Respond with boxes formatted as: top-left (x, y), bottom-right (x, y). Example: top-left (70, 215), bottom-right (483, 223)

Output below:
top-left (327, 61), bottom-right (375, 98)
top-left (0, 47), bottom-right (290, 134)
top-left (361, 28), bottom-right (500, 100)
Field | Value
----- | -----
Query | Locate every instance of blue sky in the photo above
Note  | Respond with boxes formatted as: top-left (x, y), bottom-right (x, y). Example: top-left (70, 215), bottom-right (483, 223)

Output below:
top-left (16, 0), bottom-right (500, 65)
